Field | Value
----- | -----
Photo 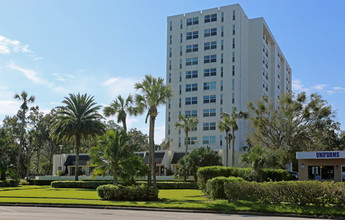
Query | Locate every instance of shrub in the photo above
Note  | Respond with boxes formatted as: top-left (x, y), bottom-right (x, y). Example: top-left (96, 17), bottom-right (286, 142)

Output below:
top-left (197, 166), bottom-right (290, 191)
top-left (206, 176), bottom-right (244, 200)
top-left (0, 179), bottom-right (19, 187)
top-left (138, 181), bottom-right (197, 189)
top-left (223, 180), bottom-right (345, 207)
top-left (51, 181), bottom-right (112, 189)
top-left (97, 184), bottom-right (159, 201)
top-left (28, 179), bottom-right (55, 185)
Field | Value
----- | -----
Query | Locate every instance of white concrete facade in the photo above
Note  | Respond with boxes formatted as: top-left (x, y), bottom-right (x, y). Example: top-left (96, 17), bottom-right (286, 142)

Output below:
top-left (165, 4), bottom-right (291, 166)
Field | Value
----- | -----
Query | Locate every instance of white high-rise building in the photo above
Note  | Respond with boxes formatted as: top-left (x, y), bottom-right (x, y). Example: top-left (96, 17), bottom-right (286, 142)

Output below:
top-left (165, 4), bottom-right (292, 166)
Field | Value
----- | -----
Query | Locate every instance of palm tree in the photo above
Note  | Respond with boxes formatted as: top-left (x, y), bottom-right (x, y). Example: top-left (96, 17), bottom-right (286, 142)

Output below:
top-left (51, 93), bottom-right (105, 181)
top-left (14, 91), bottom-right (35, 180)
top-left (218, 107), bottom-right (248, 167)
top-left (135, 75), bottom-right (172, 188)
top-left (103, 94), bottom-right (138, 131)
top-left (175, 115), bottom-right (198, 155)
top-left (90, 129), bottom-right (130, 185)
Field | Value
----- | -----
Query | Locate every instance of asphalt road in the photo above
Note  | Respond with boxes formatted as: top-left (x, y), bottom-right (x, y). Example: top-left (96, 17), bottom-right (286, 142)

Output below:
top-left (0, 206), bottom-right (324, 220)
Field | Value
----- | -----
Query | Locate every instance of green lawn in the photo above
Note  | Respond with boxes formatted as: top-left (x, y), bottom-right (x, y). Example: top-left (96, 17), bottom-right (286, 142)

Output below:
top-left (0, 185), bottom-right (344, 217)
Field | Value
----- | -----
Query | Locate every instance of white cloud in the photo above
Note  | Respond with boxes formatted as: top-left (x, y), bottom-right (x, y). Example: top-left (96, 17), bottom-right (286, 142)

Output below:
top-left (0, 100), bottom-right (19, 115)
top-left (333, 86), bottom-right (345, 91)
top-left (292, 80), bottom-right (309, 93)
top-left (327, 91), bottom-right (336, 94)
top-left (102, 77), bottom-right (137, 98)
top-left (0, 35), bottom-right (31, 54)
top-left (311, 84), bottom-right (328, 91)
top-left (7, 63), bottom-right (53, 87)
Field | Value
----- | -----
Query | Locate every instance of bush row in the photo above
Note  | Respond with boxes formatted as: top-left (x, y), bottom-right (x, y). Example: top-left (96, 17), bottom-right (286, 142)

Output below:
top-left (138, 181), bottom-right (198, 189)
top-left (28, 179), bottom-right (55, 185)
top-left (197, 166), bottom-right (291, 191)
top-left (0, 179), bottom-right (19, 187)
top-left (51, 181), bottom-right (112, 189)
top-left (205, 176), bottom-right (244, 199)
top-left (97, 184), bottom-right (159, 201)
top-left (51, 180), bottom-right (197, 189)
top-left (224, 181), bottom-right (345, 207)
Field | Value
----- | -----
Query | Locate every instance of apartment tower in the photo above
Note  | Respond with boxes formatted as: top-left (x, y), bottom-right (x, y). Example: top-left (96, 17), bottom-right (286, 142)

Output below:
top-left (165, 4), bottom-right (292, 166)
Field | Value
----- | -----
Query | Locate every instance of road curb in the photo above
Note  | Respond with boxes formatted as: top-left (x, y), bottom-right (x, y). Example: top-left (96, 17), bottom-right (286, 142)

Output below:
top-left (0, 202), bottom-right (343, 219)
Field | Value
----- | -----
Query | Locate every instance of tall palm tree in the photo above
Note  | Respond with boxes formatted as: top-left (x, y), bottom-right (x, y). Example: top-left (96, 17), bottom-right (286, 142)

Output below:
top-left (218, 107), bottom-right (248, 167)
top-left (103, 94), bottom-right (138, 131)
top-left (135, 75), bottom-right (172, 188)
top-left (51, 93), bottom-right (105, 181)
top-left (14, 91), bottom-right (35, 180)
top-left (175, 115), bottom-right (198, 155)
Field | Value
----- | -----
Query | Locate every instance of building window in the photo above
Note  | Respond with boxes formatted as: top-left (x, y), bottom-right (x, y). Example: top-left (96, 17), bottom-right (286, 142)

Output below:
top-left (169, 48), bottom-right (172, 57)
top-left (186, 70), bottom-right (198, 79)
top-left (203, 122), bottom-right (216, 131)
top-left (204, 41), bottom-right (217, 50)
top-left (221, 67), bottom-right (223, 77)
top-left (232, 25), bottom-right (235, 35)
top-left (204, 13), bottom-right (217, 23)
top-left (168, 99), bottom-right (171, 109)
top-left (187, 16), bottom-right (199, 26)
top-left (186, 31), bottom-right (198, 40)
top-left (232, 52), bottom-right (235, 62)
top-left (180, 59), bottom-right (182, 69)
top-left (221, 80), bottom-right (223, 91)
top-left (180, 19), bottom-right (183, 29)
top-left (169, 35), bottom-right (172, 44)
top-left (221, 53), bottom-right (223, 63)
top-left (232, 38), bottom-right (235, 49)
top-left (179, 72), bottom-right (182, 81)
top-left (221, 40), bottom-right (224, 50)
top-left (233, 10), bottom-right (236, 20)
top-left (168, 124), bottom-right (170, 135)
top-left (186, 44), bottom-right (198, 53)
top-left (185, 110), bottom-right (197, 118)
top-left (232, 93), bottom-right (235, 104)
top-left (203, 108), bottom-right (216, 117)
top-left (168, 112), bottom-right (171, 122)
top-left (220, 94), bottom-right (223, 105)
top-left (185, 83), bottom-right (198, 92)
top-left (169, 60), bottom-right (172, 70)
top-left (221, 12), bottom-right (224, 22)
top-left (169, 21), bottom-right (172, 31)
top-left (204, 81), bottom-right (216, 90)
top-left (179, 98), bottom-right (181, 108)
top-left (186, 137), bottom-right (197, 145)
top-left (232, 79), bottom-right (235, 90)
top-left (180, 46), bottom-right (182, 56)
top-left (180, 33), bottom-right (183, 43)
top-left (179, 85), bottom-right (181, 94)
top-left (220, 135), bottom-right (223, 146)
top-left (232, 65), bottom-right (235, 76)
top-left (220, 107), bottom-right (223, 114)
top-left (204, 55), bottom-right (216, 63)
top-left (186, 57), bottom-right (198, 66)
top-left (203, 136), bottom-right (216, 145)
top-left (203, 95), bottom-right (216, 104)
top-left (168, 73), bottom-right (171, 83)
top-left (179, 137), bottom-right (181, 147)
top-left (185, 97), bottom-right (198, 105)
top-left (204, 68), bottom-right (216, 77)
top-left (221, 26), bottom-right (224, 37)
top-left (204, 28), bottom-right (217, 37)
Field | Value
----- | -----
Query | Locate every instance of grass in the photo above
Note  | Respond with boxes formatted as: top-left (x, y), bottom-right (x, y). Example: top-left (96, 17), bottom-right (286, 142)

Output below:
top-left (0, 185), bottom-right (344, 217)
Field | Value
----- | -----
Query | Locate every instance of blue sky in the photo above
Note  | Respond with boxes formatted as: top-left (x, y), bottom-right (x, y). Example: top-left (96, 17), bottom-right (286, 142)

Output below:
top-left (0, 0), bottom-right (344, 144)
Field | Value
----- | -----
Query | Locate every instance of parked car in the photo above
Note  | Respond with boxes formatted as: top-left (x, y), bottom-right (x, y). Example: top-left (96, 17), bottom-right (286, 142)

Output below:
top-left (288, 171), bottom-right (298, 180)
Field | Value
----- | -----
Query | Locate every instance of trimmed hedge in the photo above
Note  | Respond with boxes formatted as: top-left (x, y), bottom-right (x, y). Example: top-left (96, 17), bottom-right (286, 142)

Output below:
top-left (197, 166), bottom-right (290, 191)
top-left (138, 181), bottom-right (198, 189)
top-left (28, 179), bottom-right (55, 185)
top-left (206, 176), bottom-right (244, 200)
top-left (0, 179), bottom-right (19, 187)
top-left (224, 180), bottom-right (345, 207)
top-left (51, 181), bottom-right (111, 189)
top-left (97, 184), bottom-right (159, 201)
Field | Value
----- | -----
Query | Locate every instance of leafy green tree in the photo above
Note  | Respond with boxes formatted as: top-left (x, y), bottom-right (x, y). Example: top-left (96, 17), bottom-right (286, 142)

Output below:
top-left (14, 91), bottom-right (35, 180)
top-left (51, 93), bottom-right (105, 181)
top-left (248, 92), bottom-right (341, 169)
top-left (135, 75), bottom-right (172, 188)
top-left (90, 129), bottom-right (131, 185)
top-left (118, 155), bottom-right (149, 186)
top-left (175, 115), bottom-right (198, 156)
top-left (0, 128), bottom-right (16, 180)
top-left (128, 128), bottom-right (149, 151)
top-left (176, 146), bottom-right (222, 182)
top-left (103, 95), bottom-right (138, 131)
top-left (218, 108), bottom-right (248, 167)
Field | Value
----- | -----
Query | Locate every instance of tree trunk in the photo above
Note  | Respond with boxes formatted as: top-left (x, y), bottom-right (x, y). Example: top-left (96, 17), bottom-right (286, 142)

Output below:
top-left (16, 143), bottom-right (21, 180)
top-left (48, 141), bottom-right (54, 175)
top-left (149, 115), bottom-right (156, 188)
top-left (225, 132), bottom-right (229, 167)
top-left (0, 171), bottom-right (5, 180)
top-left (122, 117), bottom-right (127, 132)
top-left (113, 166), bottom-right (118, 185)
top-left (184, 130), bottom-right (188, 181)
top-left (37, 147), bottom-right (40, 175)
top-left (232, 129), bottom-right (235, 167)
top-left (26, 153), bottom-right (31, 180)
top-left (75, 135), bottom-right (81, 181)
